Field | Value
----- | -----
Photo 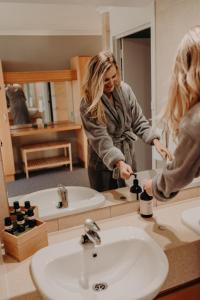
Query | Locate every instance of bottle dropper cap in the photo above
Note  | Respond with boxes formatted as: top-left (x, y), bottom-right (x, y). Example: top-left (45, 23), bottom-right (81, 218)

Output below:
top-left (24, 200), bottom-right (31, 209)
top-left (130, 179), bottom-right (142, 194)
top-left (13, 201), bottom-right (20, 209)
top-left (140, 189), bottom-right (153, 200)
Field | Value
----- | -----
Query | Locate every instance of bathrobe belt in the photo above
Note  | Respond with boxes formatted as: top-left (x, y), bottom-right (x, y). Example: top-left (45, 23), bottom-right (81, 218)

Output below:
top-left (113, 130), bottom-right (137, 168)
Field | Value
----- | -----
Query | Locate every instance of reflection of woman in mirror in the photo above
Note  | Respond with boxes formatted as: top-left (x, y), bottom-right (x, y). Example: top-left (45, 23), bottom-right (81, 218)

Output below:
top-left (144, 26), bottom-right (200, 201)
top-left (6, 84), bottom-right (31, 125)
top-left (80, 50), bottom-right (172, 192)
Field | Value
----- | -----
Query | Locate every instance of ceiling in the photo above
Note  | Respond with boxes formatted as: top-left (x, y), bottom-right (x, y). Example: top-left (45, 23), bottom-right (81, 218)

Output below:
top-left (0, 0), bottom-right (153, 35)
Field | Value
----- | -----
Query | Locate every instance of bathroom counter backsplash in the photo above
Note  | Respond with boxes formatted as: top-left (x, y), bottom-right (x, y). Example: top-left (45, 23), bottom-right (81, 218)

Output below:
top-left (2, 196), bottom-right (200, 299)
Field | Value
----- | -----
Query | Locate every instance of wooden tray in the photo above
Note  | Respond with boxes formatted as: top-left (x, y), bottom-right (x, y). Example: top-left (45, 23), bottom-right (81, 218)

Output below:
top-left (2, 219), bottom-right (48, 261)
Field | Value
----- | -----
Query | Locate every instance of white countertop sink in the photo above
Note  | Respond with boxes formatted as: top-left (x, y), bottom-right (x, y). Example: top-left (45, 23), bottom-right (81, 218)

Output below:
top-left (181, 206), bottom-right (200, 235)
top-left (16, 186), bottom-right (105, 220)
top-left (31, 226), bottom-right (169, 300)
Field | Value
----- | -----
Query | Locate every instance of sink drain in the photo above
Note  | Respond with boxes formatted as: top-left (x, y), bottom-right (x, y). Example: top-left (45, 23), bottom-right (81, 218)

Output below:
top-left (92, 282), bottom-right (108, 292)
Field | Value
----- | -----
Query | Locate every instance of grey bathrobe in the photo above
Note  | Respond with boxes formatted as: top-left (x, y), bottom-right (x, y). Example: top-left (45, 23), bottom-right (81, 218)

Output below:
top-left (80, 82), bottom-right (159, 173)
top-left (153, 102), bottom-right (200, 201)
top-left (6, 86), bottom-right (31, 125)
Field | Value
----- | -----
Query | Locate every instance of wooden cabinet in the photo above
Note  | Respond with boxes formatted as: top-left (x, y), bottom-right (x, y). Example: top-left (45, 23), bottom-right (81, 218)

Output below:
top-left (156, 280), bottom-right (200, 300)
top-left (0, 146), bottom-right (10, 238)
top-left (0, 60), bottom-right (15, 181)
top-left (70, 56), bottom-right (91, 122)
top-left (70, 56), bottom-right (92, 168)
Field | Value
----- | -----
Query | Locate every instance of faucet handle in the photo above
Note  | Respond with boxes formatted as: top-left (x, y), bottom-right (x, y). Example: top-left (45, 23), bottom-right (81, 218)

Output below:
top-left (84, 218), bottom-right (100, 232)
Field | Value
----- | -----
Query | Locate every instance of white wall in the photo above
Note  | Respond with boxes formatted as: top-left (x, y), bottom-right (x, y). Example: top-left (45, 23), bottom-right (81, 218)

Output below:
top-left (155, 0), bottom-right (200, 114)
top-left (109, 2), bottom-right (154, 38)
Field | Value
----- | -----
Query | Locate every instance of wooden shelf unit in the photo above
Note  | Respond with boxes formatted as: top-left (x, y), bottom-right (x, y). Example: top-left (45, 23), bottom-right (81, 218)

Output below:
top-left (21, 140), bottom-right (72, 178)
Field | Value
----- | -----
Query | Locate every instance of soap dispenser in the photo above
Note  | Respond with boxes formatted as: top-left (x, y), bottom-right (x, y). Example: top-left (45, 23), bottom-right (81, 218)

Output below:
top-left (130, 174), bottom-right (142, 200)
top-left (139, 189), bottom-right (153, 218)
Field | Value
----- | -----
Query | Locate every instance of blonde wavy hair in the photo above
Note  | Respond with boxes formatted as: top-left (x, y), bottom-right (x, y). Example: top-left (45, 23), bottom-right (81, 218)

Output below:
top-left (82, 50), bottom-right (120, 123)
top-left (163, 25), bottom-right (200, 138)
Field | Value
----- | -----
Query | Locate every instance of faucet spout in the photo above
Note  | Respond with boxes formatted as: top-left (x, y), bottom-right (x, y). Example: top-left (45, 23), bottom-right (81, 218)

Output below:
top-left (85, 230), bottom-right (101, 245)
top-left (57, 184), bottom-right (68, 208)
top-left (80, 219), bottom-right (101, 246)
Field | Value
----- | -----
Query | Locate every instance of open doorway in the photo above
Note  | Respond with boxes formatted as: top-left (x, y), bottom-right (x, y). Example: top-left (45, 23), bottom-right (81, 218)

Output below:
top-left (115, 27), bottom-right (152, 171)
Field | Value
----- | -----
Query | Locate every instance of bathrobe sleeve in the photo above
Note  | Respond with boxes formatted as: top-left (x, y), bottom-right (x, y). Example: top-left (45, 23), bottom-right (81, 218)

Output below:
top-left (152, 102), bottom-right (200, 201)
top-left (124, 83), bottom-right (160, 144)
top-left (152, 132), bottom-right (200, 201)
top-left (80, 100), bottom-right (125, 170)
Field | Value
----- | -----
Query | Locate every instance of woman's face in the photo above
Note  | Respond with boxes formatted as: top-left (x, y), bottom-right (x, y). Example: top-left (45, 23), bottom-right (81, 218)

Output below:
top-left (103, 64), bottom-right (117, 94)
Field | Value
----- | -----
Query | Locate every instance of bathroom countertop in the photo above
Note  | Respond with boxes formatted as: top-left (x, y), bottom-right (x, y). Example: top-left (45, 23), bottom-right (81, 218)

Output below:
top-left (2, 195), bottom-right (200, 300)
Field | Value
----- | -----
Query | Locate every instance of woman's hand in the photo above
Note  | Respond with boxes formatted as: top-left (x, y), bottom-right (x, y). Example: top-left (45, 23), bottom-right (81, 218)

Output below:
top-left (116, 160), bottom-right (133, 180)
top-left (153, 139), bottom-right (173, 161)
top-left (143, 179), bottom-right (153, 196)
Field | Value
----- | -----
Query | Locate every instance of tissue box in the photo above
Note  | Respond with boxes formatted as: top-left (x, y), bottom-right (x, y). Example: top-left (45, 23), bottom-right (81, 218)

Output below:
top-left (2, 219), bottom-right (48, 261)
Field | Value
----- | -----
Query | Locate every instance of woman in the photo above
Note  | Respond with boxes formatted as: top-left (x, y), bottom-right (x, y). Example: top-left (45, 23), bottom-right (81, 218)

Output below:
top-left (144, 26), bottom-right (200, 200)
top-left (6, 84), bottom-right (31, 125)
top-left (80, 50), bottom-right (172, 192)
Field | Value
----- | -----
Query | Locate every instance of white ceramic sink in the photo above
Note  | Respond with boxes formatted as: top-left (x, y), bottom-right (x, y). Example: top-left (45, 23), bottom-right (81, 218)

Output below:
top-left (19, 186), bottom-right (105, 221)
top-left (181, 206), bottom-right (200, 235)
top-left (31, 226), bottom-right (169, 300)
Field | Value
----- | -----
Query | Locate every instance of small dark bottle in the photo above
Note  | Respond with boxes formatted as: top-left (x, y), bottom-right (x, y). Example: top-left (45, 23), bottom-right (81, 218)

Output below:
top-left (13, 201), bottom-right (21, 215)
top-left (140, 189), bottom-right (153, 218)
top-left (16, 213), bottom-right (26, 233)
top-left (130, 178), bottom-right (142, 200)
top-left (24, 200), bottom-right (31, 215)
top-left (27, 208), bottom-right (36, 228)
top-left (4, 217), bottom-right (15, 235)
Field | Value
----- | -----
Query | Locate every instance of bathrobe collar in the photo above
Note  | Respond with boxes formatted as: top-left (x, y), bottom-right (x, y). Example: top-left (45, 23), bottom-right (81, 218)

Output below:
top-left (101, 85), bottom-right (126, 128)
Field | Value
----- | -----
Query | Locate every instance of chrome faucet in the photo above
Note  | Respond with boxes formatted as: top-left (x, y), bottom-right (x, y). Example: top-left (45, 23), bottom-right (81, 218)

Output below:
top-left (80, 218), bottom-right (101, 246)
top-left (57, 184), bottom-right (68, 208)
